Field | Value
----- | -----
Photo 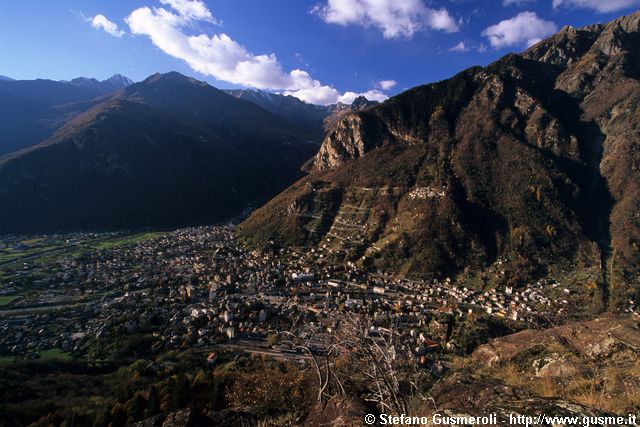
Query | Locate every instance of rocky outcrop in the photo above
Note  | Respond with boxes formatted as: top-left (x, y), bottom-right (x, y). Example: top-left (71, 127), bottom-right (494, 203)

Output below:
top-left (303, 397), bottom-right (368, 427)
top-left (427, 373), bottom-right (619, 425)
top-left (321, 96), bottom-right (379, 134)
top-left (456, 315), bottom-right (640, 416)
top-left (473, 316), bottom-right (640, 371)
top-left (416, 315), bottom-right (640, 422)
top-left (309, 113), bottom-right (393, 172)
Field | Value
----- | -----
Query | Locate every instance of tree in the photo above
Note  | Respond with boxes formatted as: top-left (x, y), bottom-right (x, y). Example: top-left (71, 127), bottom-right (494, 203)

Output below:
top-left (146, 386), bottom-right (161, 418)
top-left (280, 319), bottom-right (343, 405)
top-left (211, 379), bottom-right (226, 411)
top-left (170, 374), bottom-right (192, 410)
top-left (126, 392), bottom-right (147, 421)
top-left (267, 333), bottom-right (280, 348)
top-left (110, 403), bottom-right (127, 427)
top-left (333, 314), bottom-right (409, 414)
top-left (279, 312), bottom-right (427, 413)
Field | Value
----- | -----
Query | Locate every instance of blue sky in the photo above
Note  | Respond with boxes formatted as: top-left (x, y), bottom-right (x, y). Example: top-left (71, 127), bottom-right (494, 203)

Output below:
top-left (1, 0), bottom-right (638, 104)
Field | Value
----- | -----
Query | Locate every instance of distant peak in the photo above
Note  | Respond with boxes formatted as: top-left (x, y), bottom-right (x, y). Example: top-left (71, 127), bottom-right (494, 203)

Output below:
top-left (105, 74), bottom-right (133, 86)
top-left (352, 95), bottom-right (369, 105)
top-left (143, 71), bottom-right (204, 86)
top-left (351, 96), bottom-right (378, 109)
top-left (70, 77), bottom-right (99, 86)
top-left (65, 74), bottom-right (133, 91)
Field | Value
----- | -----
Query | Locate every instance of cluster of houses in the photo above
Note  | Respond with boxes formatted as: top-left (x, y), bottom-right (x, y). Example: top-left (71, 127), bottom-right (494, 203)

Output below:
top-left (0, 225), bottom-right (610, 363)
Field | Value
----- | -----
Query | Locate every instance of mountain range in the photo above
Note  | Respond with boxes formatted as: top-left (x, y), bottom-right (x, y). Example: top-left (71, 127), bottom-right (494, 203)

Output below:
top-left (225, 89), bottom-right (378, 140)
top-left (0, 72), bottom-right (384, 235)
top-left (0, 72), bottom-right (319, 233)
top-left (0, 74), bottom-right (133, 156)
top-left (239, 11), bottom-right (640, 309)
top-left (224, 89), bottom-right (330, 140)
top-left (65, 74), bottom-right (134, 92)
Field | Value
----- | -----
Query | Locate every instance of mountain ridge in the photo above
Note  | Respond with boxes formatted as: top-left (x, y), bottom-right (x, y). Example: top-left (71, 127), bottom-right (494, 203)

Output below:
top-left (224, 88), bottom-right (380, 141)
top-left (238, 10), bottom-right (640, 309)
top-left (0, 74), bottom-right (134, 156)
top-left (0, 72), bottom-right (318, 233)
top-left (67, 73), bottom-right (134, 92)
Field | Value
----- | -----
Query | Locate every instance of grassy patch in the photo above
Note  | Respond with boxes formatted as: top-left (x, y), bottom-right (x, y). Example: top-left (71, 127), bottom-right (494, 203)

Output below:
top-left (0, 244), bottom-right (64, 263)
top-left (0, 355), bottom-right (17, 364)
top-left (34, 248), bottom-right (89, 264)
top-left (92, 232), bottom-right (164, 250)
top-left (38, 348), bottom-right (73, 362)
top-left (21, 238), bottom-right (43, 246)
top-left (0, 295), bottom-right (19, 306)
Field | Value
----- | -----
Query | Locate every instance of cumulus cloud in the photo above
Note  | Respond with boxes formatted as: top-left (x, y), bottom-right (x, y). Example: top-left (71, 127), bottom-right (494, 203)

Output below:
top-left (91, 14), bottom-right (125, 37)
top-left (449, 41), bottom-right (469, 52)
top-left (377, 80), bottom-right (397, 90)
top-left (311, 0), bottom-right (459, 39)
top-left (552, 0), bottom-right (640, 13)
top-left (482, 12), bottom-right (557, 49)
top-left (125, 1), bottom-right (387, 105)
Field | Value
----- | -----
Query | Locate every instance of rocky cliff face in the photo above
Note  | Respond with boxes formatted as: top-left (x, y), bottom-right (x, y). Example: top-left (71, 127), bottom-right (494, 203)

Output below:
top-left (239, 11), bottom-right (640, 308)
top-left (310, 112), bottom-right (394, 172)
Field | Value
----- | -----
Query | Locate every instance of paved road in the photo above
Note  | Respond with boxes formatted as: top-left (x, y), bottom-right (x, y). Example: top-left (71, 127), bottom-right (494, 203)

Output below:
top-left (197, 343), bottom-right (312, 361)
top-left (0, 300), bottom-right (96, 317)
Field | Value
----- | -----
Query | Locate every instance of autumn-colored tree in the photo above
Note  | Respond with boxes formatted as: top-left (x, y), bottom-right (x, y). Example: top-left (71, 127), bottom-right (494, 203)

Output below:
top-left (227, 366), bottom-right (313, 412)
top-left (126, 391), bottom-right (147, 421)
top-left (146, 386), bottom-right (161, 418)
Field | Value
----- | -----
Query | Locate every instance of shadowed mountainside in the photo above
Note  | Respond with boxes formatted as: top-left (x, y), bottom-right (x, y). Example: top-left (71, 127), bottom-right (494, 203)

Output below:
top-left (0, 75), bottom-right (132, 156)
top-left (0, 73), bottom-right (318, 233)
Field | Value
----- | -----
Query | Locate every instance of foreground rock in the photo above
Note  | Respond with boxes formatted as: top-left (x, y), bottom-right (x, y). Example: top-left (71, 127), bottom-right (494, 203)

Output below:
top-left (428, 373), bottom-right (620, 426)
top-left (417, 315), bottom-right (640, 424)
top-left (303, 397), bottom-right (368, 427)
top-left (473, 315), bottom-right (640, 375)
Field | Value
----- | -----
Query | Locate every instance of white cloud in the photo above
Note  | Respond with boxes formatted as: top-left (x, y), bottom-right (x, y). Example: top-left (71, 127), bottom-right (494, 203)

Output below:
top-left (482, 12), bottom-right (557, 49)
top-left (126, 6), bottom-right (310, 93)
top-left (125, 1), bottom-right (388, 105)
top-left (284, 86), bottom-right (341, 105)
top-left (158, 0), bottom-right (216, 22)
top-left (311, 0), bottom-right (459, 39)
top-left (449, 41), bottom-right (469, 52)
top-left (91, 14), bottom-right (125, 37)
top-left (449, 41), bottom-right (488, 53)
top-left (503, 0), bottom-right (537, 6)
top-left (377, 80), bottom-right (397, 90)
top-left (338, 90), bottom-right (388, 104)
top-left (552, 0), bottom-right (640, 13)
